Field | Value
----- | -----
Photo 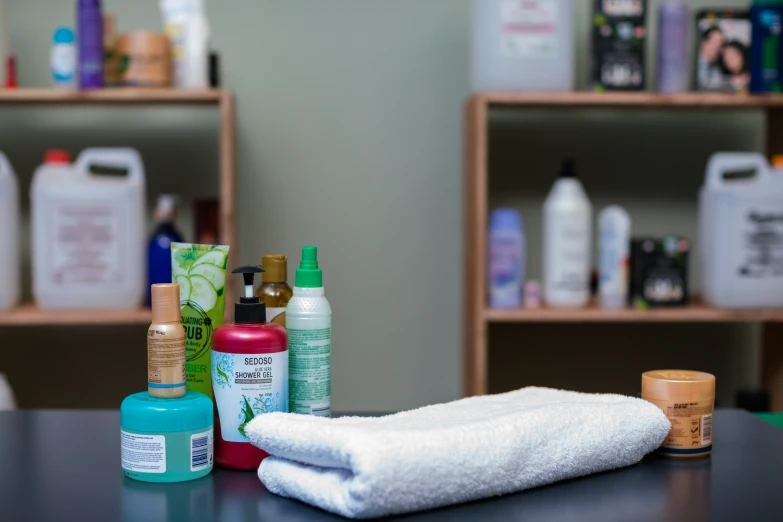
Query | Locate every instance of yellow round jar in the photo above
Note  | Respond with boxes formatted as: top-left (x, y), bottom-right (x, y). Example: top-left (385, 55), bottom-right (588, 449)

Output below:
top-left (642, 370), bottom-right (715, 458)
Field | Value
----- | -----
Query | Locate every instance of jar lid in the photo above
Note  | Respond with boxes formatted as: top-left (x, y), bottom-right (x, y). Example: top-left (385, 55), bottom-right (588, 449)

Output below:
top-left (121, 391), bottom-right (212, 433)
top-left (642, 370), bottom-right (715, 402)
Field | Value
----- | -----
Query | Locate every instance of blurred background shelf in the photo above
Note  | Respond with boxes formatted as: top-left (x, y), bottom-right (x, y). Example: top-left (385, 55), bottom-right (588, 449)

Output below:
top-left (464, 92), bottom-right (783, 410)
top-left (484, 301), bottom-right (783, 323)
top-left (0, 87), bottom-right (236, 325)
top-left (0, 88), bottom-right (226, 105)
top-left (0, 304), bottom-right (151, 326)
top-left (0, 87), bottom-right (235, 409)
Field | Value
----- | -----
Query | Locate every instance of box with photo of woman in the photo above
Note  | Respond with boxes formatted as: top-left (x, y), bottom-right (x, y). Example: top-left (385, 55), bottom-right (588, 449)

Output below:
top-left (696, 9), bottom-right (751, 93)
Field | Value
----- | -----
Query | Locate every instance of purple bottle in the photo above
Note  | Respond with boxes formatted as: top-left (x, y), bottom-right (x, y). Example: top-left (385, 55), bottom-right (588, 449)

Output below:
top-left (77, 0), bottom-right (103, 89)
top-left (488, 209), bottom-right (525, 309)
top-left (657, 0), bottom-right (689, 93)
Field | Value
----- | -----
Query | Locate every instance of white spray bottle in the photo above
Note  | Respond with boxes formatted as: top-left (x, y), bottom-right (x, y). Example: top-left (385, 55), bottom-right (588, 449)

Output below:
top-left (286, 246), bottom-right (332, 417)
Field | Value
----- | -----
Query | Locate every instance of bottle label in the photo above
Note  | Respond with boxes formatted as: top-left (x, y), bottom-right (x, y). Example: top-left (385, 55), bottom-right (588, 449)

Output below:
top-left (147, 327), bottom-right (186, 388)
top-left (736, 209), bottom-right (783, 279)
top-left (266, 307), bottom-right (286, 327)
top-left (211, 350), bottom-right (288, 442)
top-left (121, 431), bottom-right (166, 473)
top-left (598, 225), bottom-right (629, 296)
top-left (645, 397), bottom-right (714, 456)
top-left (288, 326), bottom-right (332, 416)
top-left (548, 222), bottom-right (590, 291)
top-left (489, 235), bottom-right (524, 308)
top-left (47, 200), bottom-right (126, 287)
top-left (500, 0), bottom-right (558, 58)
top-left (51, 45), bottom-right (76, 82)
top-left (190, 428), bottom-right (214, 471)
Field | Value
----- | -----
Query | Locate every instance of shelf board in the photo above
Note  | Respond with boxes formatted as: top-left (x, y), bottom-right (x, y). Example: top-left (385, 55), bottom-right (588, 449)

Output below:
top-left (484, 301), bottom-right (783, 323)
top-left (0, 304), bottom-right (151, 326)
top-left (475, 91), bottom-right (783, 109)
top-left (0, 88), bottom-right (226, 105)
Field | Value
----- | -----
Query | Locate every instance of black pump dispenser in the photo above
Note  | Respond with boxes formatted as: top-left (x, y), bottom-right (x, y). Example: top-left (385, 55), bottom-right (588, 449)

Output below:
top-left (232, 266), bottom-right (266, 324)
top-left (559, 158), bottom-right (576, 179)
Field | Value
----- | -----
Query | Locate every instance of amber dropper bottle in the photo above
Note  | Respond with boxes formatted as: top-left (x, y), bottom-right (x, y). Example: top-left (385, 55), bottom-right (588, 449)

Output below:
top-left (256, 255), bottom-right (293, 326)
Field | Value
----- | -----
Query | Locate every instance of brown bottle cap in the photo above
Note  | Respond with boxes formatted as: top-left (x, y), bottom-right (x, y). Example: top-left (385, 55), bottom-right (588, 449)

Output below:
top-left (151, 283), bottom-right (181, 323)
top-left (262, 255), bottom-right (287, 283)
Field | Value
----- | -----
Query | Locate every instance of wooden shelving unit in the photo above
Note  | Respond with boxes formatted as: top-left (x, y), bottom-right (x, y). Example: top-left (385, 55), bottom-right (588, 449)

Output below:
top-left (464, 91), bottom-right (783, 408)
top-left (0, 88), bottom-right (236, 326)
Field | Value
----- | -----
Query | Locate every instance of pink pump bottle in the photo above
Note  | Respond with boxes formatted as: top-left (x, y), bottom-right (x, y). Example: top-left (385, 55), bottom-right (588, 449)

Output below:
top-left (211, 265), bottom-right (288, 470)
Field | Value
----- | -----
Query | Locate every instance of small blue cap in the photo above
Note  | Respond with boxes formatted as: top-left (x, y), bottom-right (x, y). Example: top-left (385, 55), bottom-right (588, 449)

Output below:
top-left (121, 391), bottom-right (213, 433)
top-left (53, 27), bottom-right (76, 44)
top-left (490, 208), bottom-right (523, 230)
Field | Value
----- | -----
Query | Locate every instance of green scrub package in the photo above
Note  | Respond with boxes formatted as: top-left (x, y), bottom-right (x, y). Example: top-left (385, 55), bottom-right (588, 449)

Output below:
top-left (171, 243), bottom-right (230, 398)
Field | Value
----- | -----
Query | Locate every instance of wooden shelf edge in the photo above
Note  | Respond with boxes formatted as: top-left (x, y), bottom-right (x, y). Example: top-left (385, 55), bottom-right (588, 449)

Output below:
top-left (0, 304), bottom-right (151, 326)
top-left (484, 305), bottom-right (783, 323)
top-left (0, 88), bottom-right (225, 105)
top-left (470, 91), bottom-right (783, 109)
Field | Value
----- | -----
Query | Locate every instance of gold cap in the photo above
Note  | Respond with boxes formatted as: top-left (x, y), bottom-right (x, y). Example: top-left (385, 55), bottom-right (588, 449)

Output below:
top-left (151, 283), bottom-right (181, 323)
top-left (642, 370), bottom-right (715, 402)
top-left (103, 14), bottom-right (116, 41)
top-left (262, 255), bottom-right (288, 283)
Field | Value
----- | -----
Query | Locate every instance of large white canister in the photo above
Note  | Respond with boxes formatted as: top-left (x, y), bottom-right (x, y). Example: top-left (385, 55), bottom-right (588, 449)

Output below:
top-left (31, 148), bottom-right (146, 310)
top-left (699, 153), bottom-right (783, 309)
top-left (0, 151), bottom-right (19, 311)
top-left (472, 0), bottom-right (574, 92)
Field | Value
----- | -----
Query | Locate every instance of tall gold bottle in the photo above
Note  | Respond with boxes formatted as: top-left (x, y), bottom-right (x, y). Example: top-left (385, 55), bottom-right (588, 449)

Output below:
top-left (148, 283), bottom-right (186, 398)
top-left (256, 255), bottom-right (293, 326)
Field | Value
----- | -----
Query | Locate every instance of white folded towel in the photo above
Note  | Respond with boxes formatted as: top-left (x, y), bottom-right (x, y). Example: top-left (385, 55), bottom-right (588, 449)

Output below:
top-left (246, 387), bottom-right (670, 519)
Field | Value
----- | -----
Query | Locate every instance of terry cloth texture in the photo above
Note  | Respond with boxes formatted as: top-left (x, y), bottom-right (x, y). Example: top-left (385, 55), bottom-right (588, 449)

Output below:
top-left (246, 387), bottom-right (670, 519)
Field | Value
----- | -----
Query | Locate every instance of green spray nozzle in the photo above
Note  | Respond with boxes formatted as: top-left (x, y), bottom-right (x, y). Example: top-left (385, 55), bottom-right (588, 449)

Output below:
top-left (295, 246), bottom-right (323, 288)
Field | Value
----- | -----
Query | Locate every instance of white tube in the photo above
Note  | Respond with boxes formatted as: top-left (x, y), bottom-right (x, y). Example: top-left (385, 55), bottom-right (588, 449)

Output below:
top-left (598, 206), bottom-right (632, 309)
top-left (160, 0), bottom-right (210, 88)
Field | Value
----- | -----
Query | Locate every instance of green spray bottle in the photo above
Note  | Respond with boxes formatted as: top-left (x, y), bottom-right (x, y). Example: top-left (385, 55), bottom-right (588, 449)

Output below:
top-left (286, 246), bottom-right (332, 416)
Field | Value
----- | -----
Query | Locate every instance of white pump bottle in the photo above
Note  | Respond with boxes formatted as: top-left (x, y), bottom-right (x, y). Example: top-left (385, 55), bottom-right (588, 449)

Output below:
top-left (542, 159), bottom-right (592, 308)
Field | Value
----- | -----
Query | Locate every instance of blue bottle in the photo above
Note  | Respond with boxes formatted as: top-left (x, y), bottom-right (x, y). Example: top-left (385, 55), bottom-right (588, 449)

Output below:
top-left (147, 195), bottom-right (184, 306)
top-left (751, 2), bottom-right (783, 93)
top-left (488, 209), bottom-right (525, 309)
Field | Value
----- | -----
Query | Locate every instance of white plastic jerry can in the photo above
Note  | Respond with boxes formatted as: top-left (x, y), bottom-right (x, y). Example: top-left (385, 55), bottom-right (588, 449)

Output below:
top-left (700, 153), bottom-right (783, 309)
top-left (472, 0), bottom-right (575, 92)
top-left (0, 373), bottom-right (17, 410)
top-left (31, 148), bottom-right (146, 310)
top-left (0, 152), bottom-right (20, 311)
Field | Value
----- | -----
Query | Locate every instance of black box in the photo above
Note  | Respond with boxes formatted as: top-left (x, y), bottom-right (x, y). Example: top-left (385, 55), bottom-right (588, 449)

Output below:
top-left (592, 0), bottom-right (647, 91)
top-left (630, 236), bottom-right (690, 308)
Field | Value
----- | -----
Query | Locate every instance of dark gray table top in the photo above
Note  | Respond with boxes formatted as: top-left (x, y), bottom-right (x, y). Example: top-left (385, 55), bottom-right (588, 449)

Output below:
top-left (0, 409), bottom-right (781, 522)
